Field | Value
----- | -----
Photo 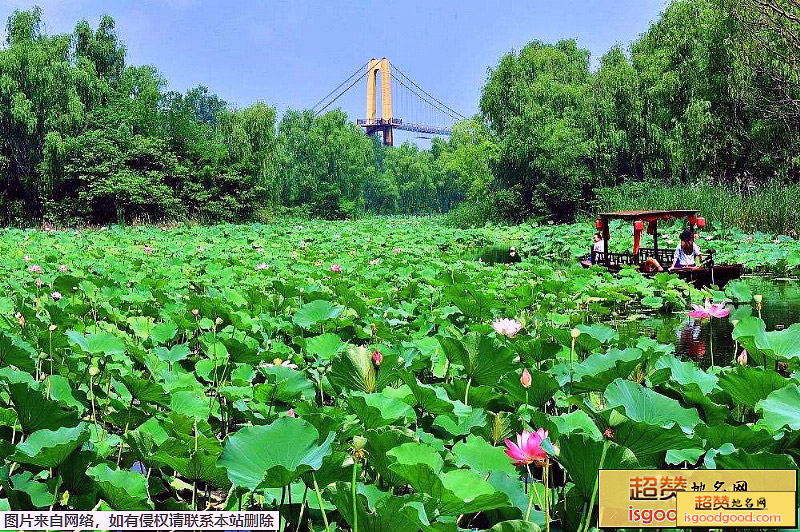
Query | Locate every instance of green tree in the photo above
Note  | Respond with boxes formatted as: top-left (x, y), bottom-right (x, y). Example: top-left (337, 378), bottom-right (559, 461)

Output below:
top-left (481, 40), bottom-right (594, 221)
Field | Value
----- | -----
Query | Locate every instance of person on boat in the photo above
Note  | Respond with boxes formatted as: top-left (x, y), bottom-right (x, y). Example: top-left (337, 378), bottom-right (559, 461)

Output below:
top-left (670, 230), bottom-right (702, 270)
top-left (641, 256), bottom-right (664, 273)
top-left (581, 233), bottom-right (606, 266)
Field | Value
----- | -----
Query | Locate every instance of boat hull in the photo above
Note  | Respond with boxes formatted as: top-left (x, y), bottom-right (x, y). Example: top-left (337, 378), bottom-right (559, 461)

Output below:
top-left (583, 262), bottom-right (744, 288)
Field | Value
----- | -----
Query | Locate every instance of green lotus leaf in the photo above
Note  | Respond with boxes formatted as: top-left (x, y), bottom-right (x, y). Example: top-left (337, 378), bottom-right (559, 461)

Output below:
top-left (6, 381), bottom-right (81, 434)
top-left (150, 322), bottom-right (177, 345)
top-left (13, 423), bottom-right (89, 468)
top-left (305, 333), bottom-right (346, 361)
top-left (432, 406), bottom-right (486, 437)
top-left (0, 331), bottom-right (37, 372)
top-left (593, 410), bottom-right (701, 464)
top-left (330, 484), bottom-right (431, 532)
top-left (154, 343), bottom-right (190, 365)
top-left (604, 379), bottom-right (701, 431)
top-left (170, 390), bottom-right (215, 420)
top-left (696, 423), bottom-right (777, 453)
top-left (489, 520), bottom-right (542, 532)
top-left (219, 417), bottom-right (334, 489)
top-left (397, 370), bottom-right (461, 416)
top-left (717, 366), bottom-right (789, 409)
top-left (499, 368), bottom-right (559, 407)
top-left (293, 300), bottom-right (344, 329)
top-left (451, 435), bottom-right (517, 476)
top-left (86, 463), bottom-right (152, 510)
top-left (348, 390), bottom-right (414, 429)
top-left (329, 346), bottom-right (376, 394)
top-left (653, 354), bottom-right (718, 394)
top-left (10, 471), bottom-right (54, 508)
top-left (576, 324), bottom-right (619, 344)
top-left (438, 333), bottom-right (514, 386)
top-left (733, 317), bottom-right (800, 362)
top-left (387, 443), bottom-right (510, 515)
top-left (715, 449), bottom-right (799, 471)
top-left (572, 348), bottom-right (643, 393)
top-left (558, 433), bottom-right (638, 501)
top-left (755, 384), bottom-right (800, 431)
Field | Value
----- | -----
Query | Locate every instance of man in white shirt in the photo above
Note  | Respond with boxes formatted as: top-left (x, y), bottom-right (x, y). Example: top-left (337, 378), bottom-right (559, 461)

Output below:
top-left (670, 230), bottom-right (702, 270)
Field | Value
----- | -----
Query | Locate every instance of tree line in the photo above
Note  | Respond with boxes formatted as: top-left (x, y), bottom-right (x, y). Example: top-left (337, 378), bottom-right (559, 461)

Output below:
top-left (1, 1), bottom-right (798, 226)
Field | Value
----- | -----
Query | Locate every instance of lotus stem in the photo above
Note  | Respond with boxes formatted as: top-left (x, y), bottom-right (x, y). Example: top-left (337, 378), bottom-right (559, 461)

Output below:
top-left (351, 461), bottom-right (359, 532)
top-left (583, 440), bottom-right (608, 532)
top-left (524, 465), bottom-right (534, 522)
top-left (311, 472), bottom-right (330, 532)
top-left (464, 377), bottom-right (472, 406)
top-left (709, 319), bottom-right (714, 369)
top-left (294, 485), bottom-right (309, 532)
top-left (544, 461), bottom-right (550, 532)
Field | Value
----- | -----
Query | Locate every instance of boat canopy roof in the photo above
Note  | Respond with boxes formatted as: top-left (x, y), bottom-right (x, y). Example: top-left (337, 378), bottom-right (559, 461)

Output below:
top-left (598, 209), bottom-right (699, 221)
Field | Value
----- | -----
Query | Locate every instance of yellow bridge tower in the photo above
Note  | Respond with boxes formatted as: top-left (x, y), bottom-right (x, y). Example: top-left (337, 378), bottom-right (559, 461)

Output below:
top-left (358, 58), bottom-right (398, 146)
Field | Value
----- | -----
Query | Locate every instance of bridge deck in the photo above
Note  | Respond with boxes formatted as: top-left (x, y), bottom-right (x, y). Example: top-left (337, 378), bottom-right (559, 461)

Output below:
top-left (357, 118), bottom-right (451, 136)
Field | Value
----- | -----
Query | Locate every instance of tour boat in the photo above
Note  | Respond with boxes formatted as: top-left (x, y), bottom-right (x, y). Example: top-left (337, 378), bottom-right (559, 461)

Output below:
top-left (584, 209), bottom-right (743, 288)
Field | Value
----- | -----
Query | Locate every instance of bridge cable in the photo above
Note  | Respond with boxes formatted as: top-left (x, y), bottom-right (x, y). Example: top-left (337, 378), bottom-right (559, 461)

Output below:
top-left (314, 69), bottom-right (369, 116)
top-left (311, 61), bottom-right (368, 112)
top-left (390, 73), bottom-right (461, 122)
top-left (391, 62), bottom-right (466, 119)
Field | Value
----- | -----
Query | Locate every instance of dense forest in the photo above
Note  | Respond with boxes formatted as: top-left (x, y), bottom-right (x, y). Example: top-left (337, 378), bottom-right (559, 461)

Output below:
top-left (0, 0), bottom-right (798, 226)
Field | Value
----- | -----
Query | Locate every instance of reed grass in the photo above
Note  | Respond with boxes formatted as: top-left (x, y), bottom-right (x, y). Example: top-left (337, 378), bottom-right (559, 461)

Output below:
top-left (596, 181), bottom-right (800, 236)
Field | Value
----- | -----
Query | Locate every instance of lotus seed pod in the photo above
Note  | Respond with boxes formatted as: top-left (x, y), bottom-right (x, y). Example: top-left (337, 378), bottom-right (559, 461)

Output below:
top-left (754, 294), bottom-right (763, 304)
top-left (570, 328), bottom-right (581, 339)
top-left (88, 366), bottom-right (99, 377)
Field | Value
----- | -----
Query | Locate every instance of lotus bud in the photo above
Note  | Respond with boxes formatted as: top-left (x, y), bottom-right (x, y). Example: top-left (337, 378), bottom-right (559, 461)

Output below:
top-left (286, 408), bottom-right (296, 418)
top-left (737, 350), bottom-right (748, 365)
top-left (570, 328), bottom-right (581, 339)
top-left (352, 435), bottom-right (368, 451)
top-left (191, 309), bottom-right (199, 317)
top-left (520, 368), bottom-right (532, 388)
top-left (48, 324), bottom-right (57, 331)
top-left (372, 349), bottom-right (383, 366)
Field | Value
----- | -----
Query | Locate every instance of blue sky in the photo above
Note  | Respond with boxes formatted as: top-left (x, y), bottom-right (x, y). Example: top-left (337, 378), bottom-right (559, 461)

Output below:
top-left (1, 0), bottom-right (667, 144)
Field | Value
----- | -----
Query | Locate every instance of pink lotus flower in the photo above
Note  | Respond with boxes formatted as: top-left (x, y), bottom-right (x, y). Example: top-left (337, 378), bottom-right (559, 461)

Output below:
top-left (492, 318), bottom-right (523, 338)
top-left (51, 291), bottom-right (62, 301)
top-left (688, 301), bottom-right (730, 320)
top-left (520, 368), bottom-right (532, 388)
top-left (255, 262), bottom-right (269, 270)
top-left (504, 429), bottom-right (549, 466)
top-left (372, 349), bottom-right (383, 366)
top-left (58, 264), bottom-right (68, 272)
top-left (143, 245), bottom-right (153, 254)
top-left (28, 264), bottom-right (42, 274)
top-left (330, 264), bottom-right (342, 273)
top-left (286, 408), bottom-right (296, 418)
top-left (737, 350), bottom-right (748, 365)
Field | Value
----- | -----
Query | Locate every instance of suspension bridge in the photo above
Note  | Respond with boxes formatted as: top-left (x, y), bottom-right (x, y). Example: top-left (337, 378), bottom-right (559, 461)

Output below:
top-left (311, 58), bottom-right (465, 146)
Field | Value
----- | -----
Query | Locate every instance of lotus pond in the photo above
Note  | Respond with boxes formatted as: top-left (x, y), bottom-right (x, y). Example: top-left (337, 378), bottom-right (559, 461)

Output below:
top-left (0, 218), bottom-right (798, 531)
